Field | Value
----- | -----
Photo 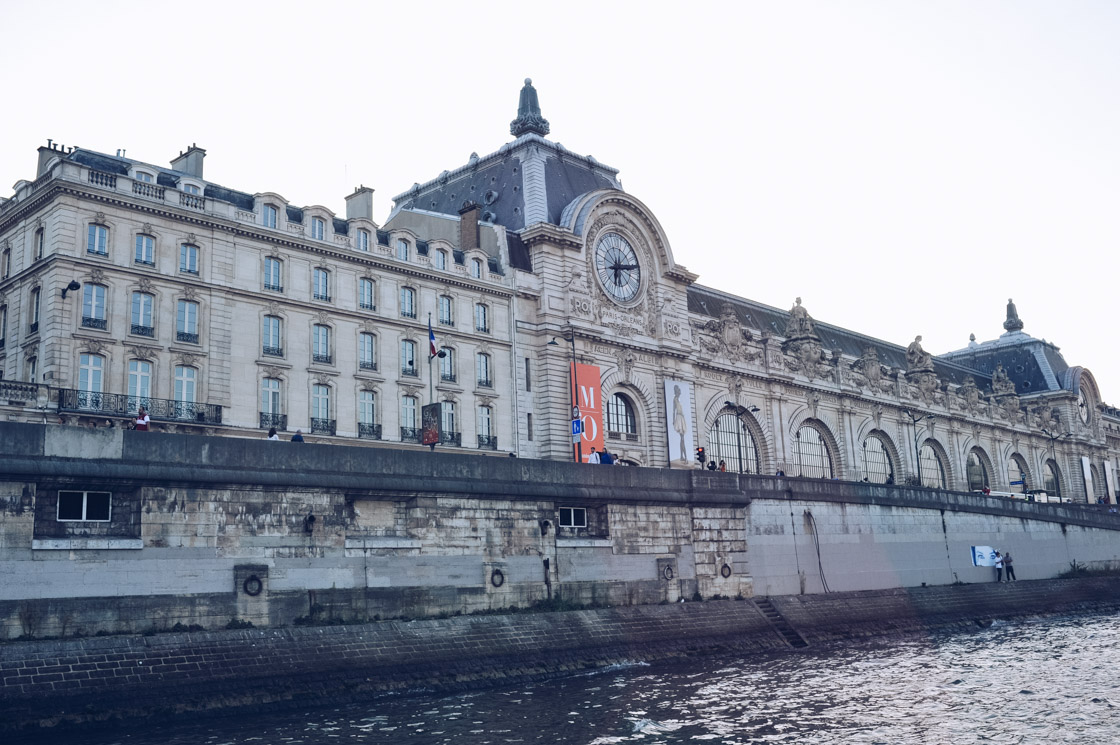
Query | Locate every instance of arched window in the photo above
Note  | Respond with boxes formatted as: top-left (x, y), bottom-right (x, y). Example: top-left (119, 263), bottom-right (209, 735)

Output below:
top-left (29, 287), bottom-right (41, 333)
top-left (130, 292), bottom-right (155, 337)
top-left (134, 234), bottom-right (154, 265)
top-left (918, 443), bottom-right (947, 489)
top-left (311, 217), bottom-right (325, 240)
top-left (862, 434), bottom-right (895, 484)
top-left (262, 315), bottom-right (283, 357)
top-left (311, 384), bottom-right (331, 421)
top-left (399, 287), bottom-right (416, 318)
top-left (475, 303), bottom-right (489, 333)
top-left (81, 284), bottom-right (107, 329)
top-left (262, 204), bottom-right (278, 229)
top-left (35, 228), bottom-right (45, 260)
top-left (438, 295), bottom-right (454, 326)
top-left (606, 393), bottom-right (637, 437)
top-left (1007, 454), bottom-right (1030, 494)
top-left (966, 449), bottom-right (989, 491)
top-left (434, 249), bottom-right (447, 270)
top-left (1090, 464), bottom-right (1107, 501)
top-left (1044, 460), bottom-right (1061, 499)
top-left (312, 324), bottom-right (332, 364)
top-left (400, 395), bottom-right (418, 434)
top-left (356, 228), bottom-right (370, 251)
top-left (708, 411), bottom-right (760, 474)
top-left (128, 360), bottom-right (151, 411)
top-left (396, 239), bottom-right (410, 261)
top-left (441, 401), bottom-right (457, 436)
top-left (471, 258), bottom-right (483, 278)
top-left (359, 333), bottom-right (376, 370)
top-left (795, 424), bottom-right (833, 479)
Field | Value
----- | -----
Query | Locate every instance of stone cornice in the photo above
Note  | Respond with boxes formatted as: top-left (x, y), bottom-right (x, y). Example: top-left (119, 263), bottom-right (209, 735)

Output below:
top-left (519, 223), bottom-right (582, 250)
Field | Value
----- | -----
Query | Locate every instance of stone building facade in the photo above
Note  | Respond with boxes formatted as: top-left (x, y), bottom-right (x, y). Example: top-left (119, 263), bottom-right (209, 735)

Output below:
top-left (1, 80), bottom-right (1118, 502)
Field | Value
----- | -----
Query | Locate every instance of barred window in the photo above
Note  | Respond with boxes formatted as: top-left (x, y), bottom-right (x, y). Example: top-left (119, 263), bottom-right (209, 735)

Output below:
top-left (708, 412), bottom-right (760, 474)
top-left (1044, 460), bottom-right (1061, 499)
top-left (919, 443), bottom-right (947, 489)
top-left (606, 393), bottom-right (637, 435)
top-left (862, 434), bottom-right (894, 484)
top-left (966, 450), bottom-right (989, 491)
top-left (795, 424), bottom-right (833, 479)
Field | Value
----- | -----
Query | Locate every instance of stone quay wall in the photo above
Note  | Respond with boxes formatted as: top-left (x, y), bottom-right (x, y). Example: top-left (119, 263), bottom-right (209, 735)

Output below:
top-left (2, 578), bottom-right (1119, 735)
top-left (2, 421), bottom-right (1120, 641)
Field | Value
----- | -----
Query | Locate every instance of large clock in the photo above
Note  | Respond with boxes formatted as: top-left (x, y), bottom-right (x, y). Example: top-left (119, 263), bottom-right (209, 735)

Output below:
top-left (594, 232), bottom-right (641, 303)
top-left (1078, 391), bottom-right (1090, 424)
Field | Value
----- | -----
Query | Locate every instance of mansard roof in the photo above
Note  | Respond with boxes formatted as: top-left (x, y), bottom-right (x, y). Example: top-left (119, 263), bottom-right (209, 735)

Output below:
top-left (941, 331), bottom-right (1070, 396)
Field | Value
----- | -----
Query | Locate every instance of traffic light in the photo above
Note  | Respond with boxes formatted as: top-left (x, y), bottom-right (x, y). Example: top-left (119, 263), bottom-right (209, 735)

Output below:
top-left (695, 446), bottom-right (706, 464)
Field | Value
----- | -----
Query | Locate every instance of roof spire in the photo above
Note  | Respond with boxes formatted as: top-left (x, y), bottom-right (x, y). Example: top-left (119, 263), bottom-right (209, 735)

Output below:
top-left (1003, 298), bottom-right (1024, 333)
top-left (510, 78), bottom-right (550, 137)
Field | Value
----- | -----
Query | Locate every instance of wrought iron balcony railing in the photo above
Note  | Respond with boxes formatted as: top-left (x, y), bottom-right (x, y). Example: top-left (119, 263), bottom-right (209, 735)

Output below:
top-left (259, 412), bottom-right (287, 430)
top-left (58, 389), bottom-right (223, 424)
top-left (477, 434), bottom-right (498, 450)
top-left (176, 331), bottom-right (199, 344)
top-left (402, 366), bottom-right (418, 378)
top-left (29, 322), bottom-right (39, 334)
top-left (359, 301), bottom-right (375, 310)
top-left (82, 317), bottom-right (107, 330)
top-left (131, 324), bottom-right (155, 337)
top-left (312, 353), bottom-right (333, 365)
top-left (264, 282), bottom-right (283, 292)
top-left (135, 258), bottom-right (155, 267)
top-left (358, 423), bottom-right (382, 440)
top-left (440, 431), bottom-right (462, 447)
top-left (310, 418), bottom-right (336, 435)
top-left (359, 360), bottom-right (377, 371)
top-left (400, 426), bottom-right (421, 443)
top-left (440, 372), bottom-right (457, 383)
top-left (477, 378), bottom-right (492, 388)
top-left (262, 345), bottom-right (283, 358)
top-left (476, 324), bottom-right (490, 334)
top-left (313, 292), bottom-right (332, 302)
top-left (401, 309), bottom-right (417, 319)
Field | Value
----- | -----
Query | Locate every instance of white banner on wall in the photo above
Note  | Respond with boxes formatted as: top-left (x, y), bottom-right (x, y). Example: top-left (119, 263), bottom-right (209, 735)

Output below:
top-left (1105, 460), bottom-right (1116, 505)
top-left (1082, 456), bottom-right (1095, 500)
top-left (971, 546), bottom-right (998, 567)
top-left (664, 379), bottom-right (695, 467)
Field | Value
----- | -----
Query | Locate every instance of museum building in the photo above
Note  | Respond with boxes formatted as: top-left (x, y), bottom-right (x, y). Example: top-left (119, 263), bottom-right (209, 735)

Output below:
top-left (0, 80), bottom-right (1117, 502)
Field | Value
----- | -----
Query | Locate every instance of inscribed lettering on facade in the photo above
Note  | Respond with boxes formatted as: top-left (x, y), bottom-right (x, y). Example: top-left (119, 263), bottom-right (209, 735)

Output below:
top-left (663, 379), bottom-right (694, 467)
top-left (572, 363), bottom-right (605, 462)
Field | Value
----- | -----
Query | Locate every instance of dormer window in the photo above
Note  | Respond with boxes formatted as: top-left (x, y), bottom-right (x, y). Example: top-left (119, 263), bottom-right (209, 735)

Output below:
top-left (434, 249), bottom-right (447, 270)
top-left (182, 183), bottom-right (201, 195)
top-left (311, 217), bottom-right (325, 241)
top-left (135, 171), bottom-right (154, 183)
top-left (262, 204), bottom-right (278, 229)
top-left (396, 239), bottom-right (410, 261)
top-left (356, 228), bottom-right (370, 251)
top-left (471, 258), bottom-right (483, 279)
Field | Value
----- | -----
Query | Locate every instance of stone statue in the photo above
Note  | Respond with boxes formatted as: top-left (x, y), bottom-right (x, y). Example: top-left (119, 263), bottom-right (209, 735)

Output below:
top-left (1003, 298), bottom-right (1024, 333)
top-left (785, 297), bottom-right (815, 338)
top-left (906, 336), bottom-right (933, 372)
top-left (991, 363), bottom-right (1016, 395)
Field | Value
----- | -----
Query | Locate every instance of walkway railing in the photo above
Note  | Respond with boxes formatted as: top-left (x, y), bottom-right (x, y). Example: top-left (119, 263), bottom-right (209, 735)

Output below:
top-left (58, 389), bottom-right (223, 424)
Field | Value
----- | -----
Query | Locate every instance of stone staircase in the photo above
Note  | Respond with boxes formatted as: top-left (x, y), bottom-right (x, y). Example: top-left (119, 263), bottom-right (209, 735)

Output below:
top-left (754, 596), bottom-right (809, 648)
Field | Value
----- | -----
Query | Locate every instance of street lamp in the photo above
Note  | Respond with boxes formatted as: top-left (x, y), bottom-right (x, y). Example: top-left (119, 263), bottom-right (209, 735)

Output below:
top-left (549, 335), bottom-right (580, 464)
top-left (1041, 427), bottom-right (1072, 462)
top-left (724, 401), bottom-right (760, 474)
top-left (903, 409), bottom-right (936, 486)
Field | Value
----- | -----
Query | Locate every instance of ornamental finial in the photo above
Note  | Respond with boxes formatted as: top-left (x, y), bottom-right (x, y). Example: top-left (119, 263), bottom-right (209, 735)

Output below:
top-left (510, 78), bottom-right (550, 137)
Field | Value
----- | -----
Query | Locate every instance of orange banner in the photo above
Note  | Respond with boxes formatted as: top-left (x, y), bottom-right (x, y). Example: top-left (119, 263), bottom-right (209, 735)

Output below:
top-left (571, 362), bottom-right (605, 462)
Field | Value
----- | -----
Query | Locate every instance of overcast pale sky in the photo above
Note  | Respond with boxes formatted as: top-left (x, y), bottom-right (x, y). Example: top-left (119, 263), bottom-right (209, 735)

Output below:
top-left (3, 1), bottom-right (1117, 403)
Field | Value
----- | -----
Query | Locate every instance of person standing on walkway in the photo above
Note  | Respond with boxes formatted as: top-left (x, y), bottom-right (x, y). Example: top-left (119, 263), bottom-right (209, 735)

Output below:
top-left (587, 447), bottom-right (600, 464)
top-left (1004, 552), bottom-right (1016, 581)
top-left (134, 406), bottom-right (150, 431)
top-left (994, 551), bottom-right (1004, 582)
top-left (291, 429), bottom-right (304, 442)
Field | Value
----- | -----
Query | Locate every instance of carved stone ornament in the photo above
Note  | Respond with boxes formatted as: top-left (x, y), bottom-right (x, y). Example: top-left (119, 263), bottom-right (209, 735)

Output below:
top-left (137, 277), bottom-right (154, 294)
top-left (990, 363), bottom-right (1016, 397)
top-left (24, 342), bottom-right (40, 359)
top-left (262, 366), bottom-right (285, 380)
top-left (785, 297), bottom-right (815, 338)
top-left (88, 268), bottom-right (106, 284)
top-left (783, 339), bottom-right (830, 380)
top-left (694, 304), bottom-right (759, 364)
top-left (728, 374), bottom-right (745, 404)
top-left (0, 291), bottom-right (6, 305)
top-left (95, 212), bottom-right (107, 224)
top-left (872, 403), bottom-right (884, 430)
top-left (142, 223), bottom-right (152, 234)
top-left (566, 269), bottom-right (594, 319)
top-left (401, 384), bottom-right (422, 398)
top-left (181, 285), bottom-right (198, 301)
top-left (186, 233), bottom-right (197, 245)
top-left (360, 381), bottom-right (378, 393)
top-left (477, 394), bottom-right (496, 407)
top-left (957, 377), bottom-right (982, 413)
top-left (316, 311), bottom-right (331, 325)
top-left (616, 348), bottom-right (636, 383)
top-left (908, 371), bottom-right (943, 406)
top-left (809, 392), bottom-right (821, 419)
top-left (176, 353), bottom-right (198, 367)
top-left (313, 374), bottom-right (331, 387)
top-left (905, 336), bottom-right (934, 373)
top-left (360, 319), bottom-right (377, 333)
top-left (79, 340), bottom-right (104, 356)
top-left (126, 345), bottom-right (155, 361)
top-left (845, 346), bottom-right (893, 393)
top-left (268, 301), bottom-right (281, 317)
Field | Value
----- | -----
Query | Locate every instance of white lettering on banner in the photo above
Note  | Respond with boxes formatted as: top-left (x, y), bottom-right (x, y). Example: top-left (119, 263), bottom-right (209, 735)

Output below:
top-left (579, 385), bottom-right (597, 410)
top-left (581, 414), bottom-right (598, 442)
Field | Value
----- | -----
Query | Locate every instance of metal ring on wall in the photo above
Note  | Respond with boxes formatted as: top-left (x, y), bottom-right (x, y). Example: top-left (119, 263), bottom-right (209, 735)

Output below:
top-left (490, 569), bottom-right (505, 588)
top-left (662, 564), bottom-right (675, 581)
top-left (243, 575), bottom-right (263, 597)
top-left (721, 564), bottom-right (732, 578)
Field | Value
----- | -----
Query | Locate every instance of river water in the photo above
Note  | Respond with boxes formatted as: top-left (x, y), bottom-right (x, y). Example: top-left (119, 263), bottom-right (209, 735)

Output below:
top-left (45, 609), bottom-right (1120, 745)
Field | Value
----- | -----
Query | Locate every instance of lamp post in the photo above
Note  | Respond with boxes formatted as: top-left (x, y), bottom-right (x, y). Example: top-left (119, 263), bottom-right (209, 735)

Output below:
top-left (549, 335), bottom-right (580, 464)
top-left (1041, 427), bottom-right (1072, 465)
top-left (903, 409), bottom-right (936, 485)
top-left (724, 401), bottom-right (760, 474)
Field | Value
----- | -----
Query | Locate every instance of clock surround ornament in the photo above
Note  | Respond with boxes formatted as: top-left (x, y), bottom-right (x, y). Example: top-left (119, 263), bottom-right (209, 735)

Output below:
top-left (593, 231), bottom-right (641, 304)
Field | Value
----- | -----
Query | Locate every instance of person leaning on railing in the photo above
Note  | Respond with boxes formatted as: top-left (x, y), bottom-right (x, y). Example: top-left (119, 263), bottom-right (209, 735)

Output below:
top-left (133, 406), bottom-right (150, 431)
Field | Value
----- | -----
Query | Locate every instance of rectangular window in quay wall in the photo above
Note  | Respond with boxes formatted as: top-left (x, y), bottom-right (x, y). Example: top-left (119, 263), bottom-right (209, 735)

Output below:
top-left (57, 490), bottom-right (112, 521)
top-left (559, 507), bottom-right (587, 529)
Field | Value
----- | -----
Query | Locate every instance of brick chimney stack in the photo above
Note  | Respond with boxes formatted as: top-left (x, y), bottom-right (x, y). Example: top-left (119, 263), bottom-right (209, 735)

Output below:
top-left (171, 144), bottom-right (206, 178)
top-left (458, 201), bottom-right (481, 252)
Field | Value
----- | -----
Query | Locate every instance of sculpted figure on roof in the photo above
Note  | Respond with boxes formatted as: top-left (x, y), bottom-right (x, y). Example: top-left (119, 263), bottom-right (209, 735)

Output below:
top-left (785, 297), bottom-right (815, 338)
top-left (906, 335), bottom-right (934, 372)
top-left (991, 363), bottom-right (1016, 396)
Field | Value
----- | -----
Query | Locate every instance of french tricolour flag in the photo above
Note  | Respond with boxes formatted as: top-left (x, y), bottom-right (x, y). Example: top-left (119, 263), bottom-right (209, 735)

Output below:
top-left (429, 317), bottom-right (437, 358)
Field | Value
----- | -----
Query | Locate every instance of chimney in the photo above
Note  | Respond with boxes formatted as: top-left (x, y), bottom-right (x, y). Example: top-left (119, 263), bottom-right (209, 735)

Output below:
top-left (170, 144), bottom-right (206, 178)
top-left (345, 185), bottom-right (375, 221)
top-left (36, 139), bottom-right (66, 178)
top-left (458, 201), bottom-right (481, 252)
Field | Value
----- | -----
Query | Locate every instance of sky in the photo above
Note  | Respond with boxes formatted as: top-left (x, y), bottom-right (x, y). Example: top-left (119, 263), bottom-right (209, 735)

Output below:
top-left (2, 1), bottom-right (1118, 402)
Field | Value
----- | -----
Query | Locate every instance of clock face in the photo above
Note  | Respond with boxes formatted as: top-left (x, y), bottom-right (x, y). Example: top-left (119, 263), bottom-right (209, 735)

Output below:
top-left (594, 232), bottom-right (641, 303)
top-left (1078, 391), bottom-right (1090, 423)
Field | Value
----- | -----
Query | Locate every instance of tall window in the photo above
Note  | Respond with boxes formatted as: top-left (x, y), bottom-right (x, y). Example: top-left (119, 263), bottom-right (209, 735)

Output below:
top-left (262, 315), bottom-right (283, 357)
top-left (135, 234), bottom-right (155, 265)
top-left (918, 443), bottom-right (947, 489)
top-left (30, 287), bottom-right (41, 332)
top-left (862, 434), bottom-right (894, 484)
top-left (311, 384), bottom-right (331, 421)
top-left (0, 305), bottom-right (7, 348)
top-left (439, 347), bottom-right (456, 381)
top-left (399, 287), bottom-right (416, 318)
top-left (400, 340), bottom-right (417, 376)
top-left (475, 303), bottom-right (489, 333)
top-left (966, 450), bottom-right (989, 491)
top-left (442, 401), bottom-right (457, 434)
top-left (606, 393), bottom-right (637, 435)
top-left (180, 243), bottom-right (199, 274)
top-left (401, 395), bottom-right (418, 429)
top-left (1090, 464), bottom-right (1107, 501)
top-left (356, 228), bottom-right (370, 251)
top-left (177, 300), bottom-right (199, 343)
top-left (261, 378), bottom-right (282, 424)
top-left (174, 366), bottom-right (197, 406)
top-left (313, 268), bottom-right (330, 301)
top-left (264, 257), bottom-right (283, 291)
top-left (708, 412), bottom-right (760, 474)
top-left (359, 333), bottom-right (376, 370)
top-left (1044, 460), bottom-right (1062, 499)
top-left (311, 217), bottom-right (325, 240)
top-left (78, 354), bottom-right (105, 406)
top-left (438, 295), bottom-right (454, 326)
top-left (82, 284), bottom-right (107, 329)
top-left (477, 406), bottom-right (494, 449)
top-left (26, 356), bottom-right (37, 383)
top-left (470, 258), bottom-right (483, 278)
top-left (87, 224), bottom-right (108, 255)
top-left (1, 248), bottom-right (9, 278)
top-left (312, 324), bottom-right (332, 364)
top-left (359, 390), bottom-right (376, 425)
top-left (396, 239), bottom-right (409, 261)
top-left (359, 278), bottom-right (375, 310)
top-left (795, 424), bottom-right (833, 479)
top-left (35, 228), bottom-right (45, 260)
top-left (477, 353), bottom-right (492, 387)
top-left (1008, 455), bottom-right (1029, 494)
top-left (131, 292), bottom-right (155, 336)
top-left (434, 249), bottom-right (447, 270)
top-left (127, 360), bottom-right (151, 411)
top-left (262, 204), bottom-right (278, 229)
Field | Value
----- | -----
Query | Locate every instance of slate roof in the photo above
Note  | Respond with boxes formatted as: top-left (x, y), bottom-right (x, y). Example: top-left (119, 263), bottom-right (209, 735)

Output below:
top-left (941, 332), bottom-right (1070, 395)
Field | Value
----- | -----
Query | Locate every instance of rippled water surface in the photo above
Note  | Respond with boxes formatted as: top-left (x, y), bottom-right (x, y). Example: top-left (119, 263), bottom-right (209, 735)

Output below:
top-left (51, 610), bottom-right (1120, 744)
